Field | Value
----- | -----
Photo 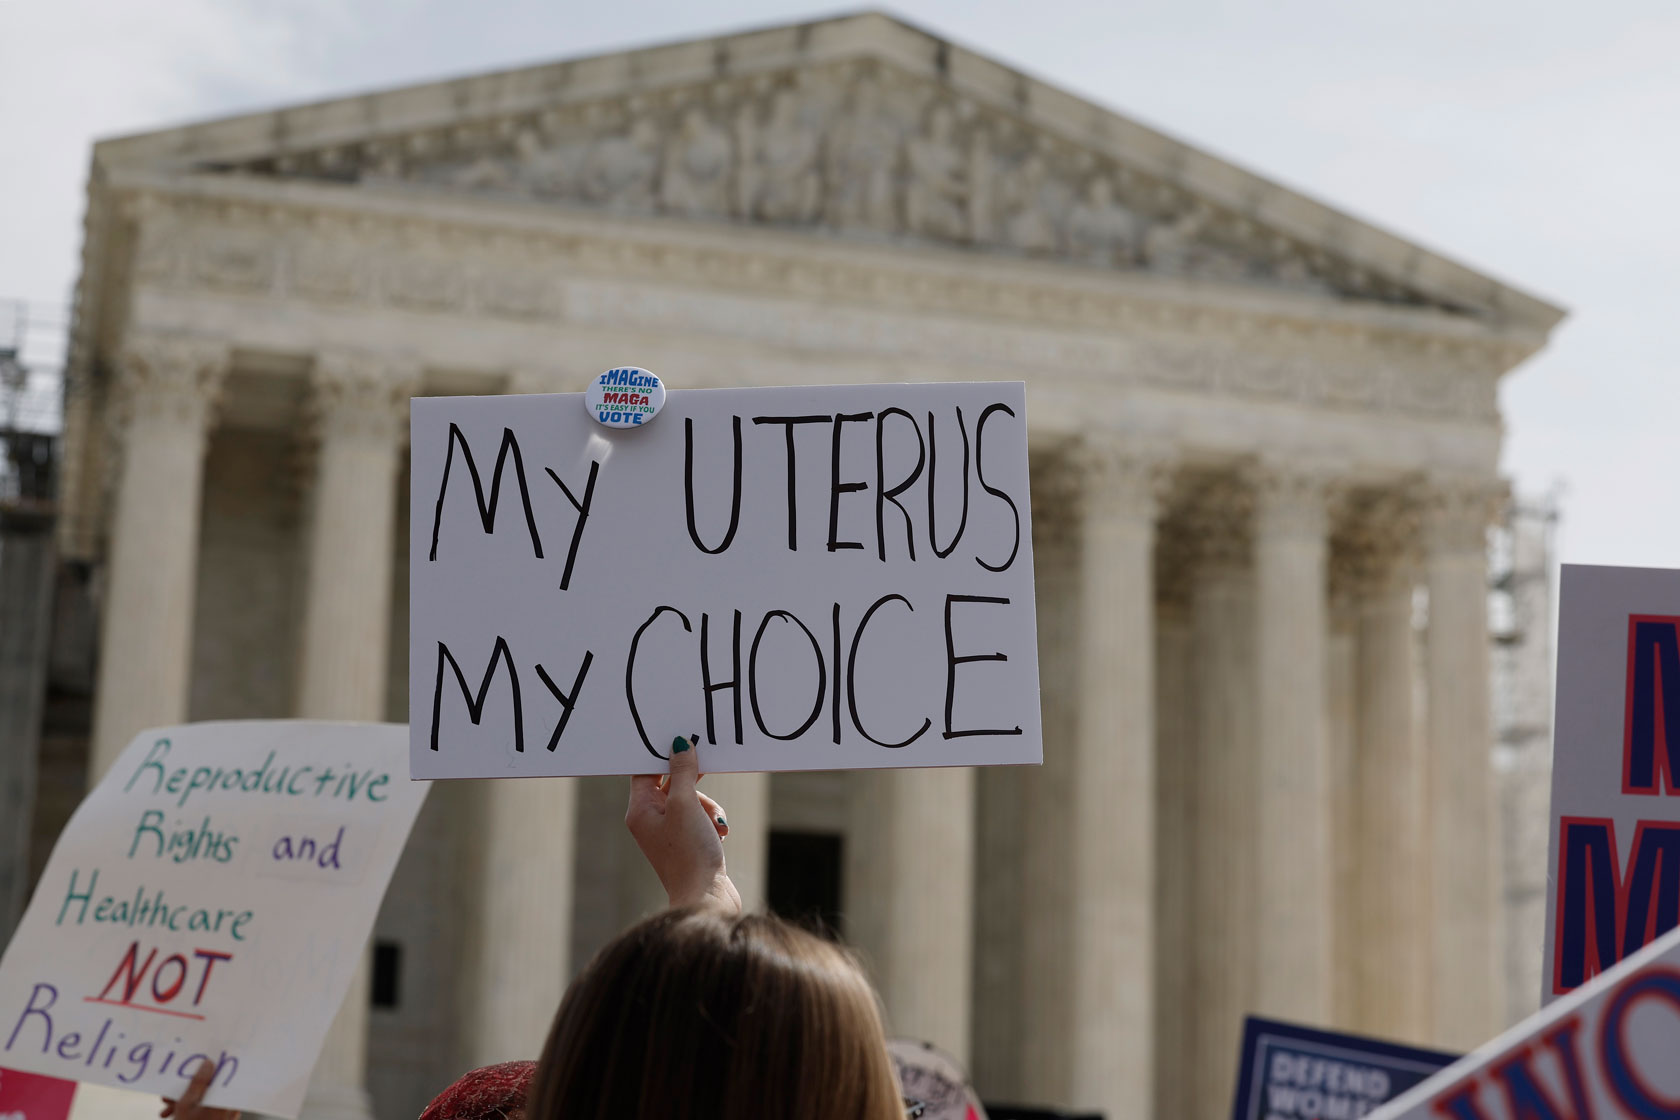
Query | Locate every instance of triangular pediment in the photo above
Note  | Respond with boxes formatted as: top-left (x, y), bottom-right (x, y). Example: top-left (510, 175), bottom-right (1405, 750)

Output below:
top-left (94, 11), bottom-right (1563, 333)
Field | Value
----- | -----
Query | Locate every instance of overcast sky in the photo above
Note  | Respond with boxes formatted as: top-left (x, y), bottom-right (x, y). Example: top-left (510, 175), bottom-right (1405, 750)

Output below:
top-left (3, 0), bottom-right (1675, 569)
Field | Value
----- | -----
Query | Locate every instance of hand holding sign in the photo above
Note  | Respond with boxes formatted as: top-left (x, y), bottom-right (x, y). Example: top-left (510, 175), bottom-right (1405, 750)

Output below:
top-left (626, 737), bottom-right (740, 913)
top-left (160, 1061), bottom-right (238, 1120)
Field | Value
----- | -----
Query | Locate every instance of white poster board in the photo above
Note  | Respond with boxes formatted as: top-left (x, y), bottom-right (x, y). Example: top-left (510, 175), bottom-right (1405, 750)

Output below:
top-left (0, 722), bottom-right (428, 1118)
top-left (410, 382), bottom-right (1042, 779)
top-left (1542, 564), bottom-right (1680, 1003)
top-left (1364, 922), bottom-right (1680, 1120)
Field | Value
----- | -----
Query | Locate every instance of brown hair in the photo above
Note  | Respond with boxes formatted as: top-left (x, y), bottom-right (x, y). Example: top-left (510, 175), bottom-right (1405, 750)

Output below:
top-left (528, 908), bottom-right (903, 1120)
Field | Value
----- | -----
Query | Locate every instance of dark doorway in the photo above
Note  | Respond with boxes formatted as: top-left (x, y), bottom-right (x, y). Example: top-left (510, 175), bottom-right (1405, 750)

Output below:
top-left (371, 939), bottom-right (403, 1009)
top-left (766, 830), bottom-right (844, 937)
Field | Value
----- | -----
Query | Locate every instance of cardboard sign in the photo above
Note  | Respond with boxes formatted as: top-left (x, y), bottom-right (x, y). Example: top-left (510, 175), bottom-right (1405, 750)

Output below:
top-left (1543, 565), bottom-right (1680, 1001)
top-left (0, 722), bottom-right (428, 1118)
top-left (1227, 1017), bottom-right (1456, 1120)
top-left (0, 1068), bottom-right (75, 1120)
top-left (410, 383), bottom-right (1042, 779)
top-left (1364, 922), bottom-right (1680, 1119)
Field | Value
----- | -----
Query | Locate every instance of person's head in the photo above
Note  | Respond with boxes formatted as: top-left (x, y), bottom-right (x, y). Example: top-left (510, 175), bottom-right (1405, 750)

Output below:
top-left (528, 908), bottom-right (904, 1120)
top-left (420, 1061), bottom-right (535, 1120)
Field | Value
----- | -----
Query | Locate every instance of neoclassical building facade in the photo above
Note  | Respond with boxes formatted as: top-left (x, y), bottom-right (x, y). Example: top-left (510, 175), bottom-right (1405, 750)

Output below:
top-left (58, 14), bottom-right (1562, 1120)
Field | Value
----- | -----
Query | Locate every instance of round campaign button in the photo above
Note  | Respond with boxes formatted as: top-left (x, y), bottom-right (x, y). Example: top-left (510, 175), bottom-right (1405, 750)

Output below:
top-left (585, 366), bottom-right (665, 429)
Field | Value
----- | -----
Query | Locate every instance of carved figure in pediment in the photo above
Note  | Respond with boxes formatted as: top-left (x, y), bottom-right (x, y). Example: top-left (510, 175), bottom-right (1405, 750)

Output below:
top-left (1001, 153), bottom-right (1063, 255)
top-left (582, 118), bottom-right (660, 211)
top-left (751, 89), bottom-right (824, 223)
top-left (1067, 176), bottom-right (1140, 266)
top-left (450, 150), bottom-right (514, 191)
top-left (661, 106), bottom-right (733, 217)
top-left (733, 99), bottom-right (762, 217)
top-left (966, 125), bottom-right (994, 242)
top-left (511, 124), bottom-right (593, 199)
top-left (1269, 252), bottom-right (1330, 293)
top-left (1142, 208), bottom-right (1205, 275)
top-left (905, 104), bottom-right (968, 241)
top-left (1143, 205), bottom-right (1254, 280)
top-left (823, 76), bottom-right (901, 232)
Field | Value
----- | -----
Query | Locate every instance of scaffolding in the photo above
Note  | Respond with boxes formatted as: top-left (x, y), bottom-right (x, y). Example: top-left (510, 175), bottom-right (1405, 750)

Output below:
top-left (0, 298), bottom-right (64, 942)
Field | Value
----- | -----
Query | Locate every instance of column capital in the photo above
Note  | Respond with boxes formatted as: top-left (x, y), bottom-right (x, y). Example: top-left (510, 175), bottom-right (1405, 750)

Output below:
top-left (1030, 450), bottom-right (1084, 547)
top-left (1178, 471), bottom-right (1253, 575)
top-left (309, 351), bottom-right (421, 446)
top-left (1421, 475), bottom-right (1507, 555)
top-left (1068, 433), bottom-right (1176, 522)
top-left (1154, 521), bottom-right (1198, 613)
top-left (1250, 460), bottom-right (1341, 540)
top-left (1334, 488), bottom-right (1423, 599)
top-left (115, 333), bottom-right (230, 432)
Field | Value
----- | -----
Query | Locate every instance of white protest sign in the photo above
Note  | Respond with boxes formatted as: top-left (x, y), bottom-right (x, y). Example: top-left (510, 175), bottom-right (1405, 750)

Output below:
top-left (0, 722), bottom-right (428, 1118)
top-left (410, 382), bottom-right (1042, 779)
top-left (1543, 565), bottom-right (1680, 1004)
top-left (1364, 922), bottom-right (1680, 1120)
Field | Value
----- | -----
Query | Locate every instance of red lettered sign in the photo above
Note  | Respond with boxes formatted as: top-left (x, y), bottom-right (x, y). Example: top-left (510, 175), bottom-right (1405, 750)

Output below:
top-left (1545, 566), bottom-right (1680, 1000)
top-left (1364, 924), bottom-right (1680, 1120)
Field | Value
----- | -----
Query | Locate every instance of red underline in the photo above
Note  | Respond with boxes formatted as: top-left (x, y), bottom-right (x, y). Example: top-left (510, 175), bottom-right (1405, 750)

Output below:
top-left (82, 997), bottom-right (206, 1021)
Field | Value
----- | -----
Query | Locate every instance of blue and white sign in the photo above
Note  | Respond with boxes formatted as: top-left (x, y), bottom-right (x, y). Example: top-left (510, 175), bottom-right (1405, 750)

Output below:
top-left (585, 366), bottom-right (665, 428)
top-left (1229, 1017), bottom-right (1456, 1120)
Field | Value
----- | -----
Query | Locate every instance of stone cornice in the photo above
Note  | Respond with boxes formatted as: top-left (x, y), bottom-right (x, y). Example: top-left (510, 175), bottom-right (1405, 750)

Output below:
top-left (87, 12), bottom-right (1564, 336)
top-left (115, 173), bottom-right (1537, 409)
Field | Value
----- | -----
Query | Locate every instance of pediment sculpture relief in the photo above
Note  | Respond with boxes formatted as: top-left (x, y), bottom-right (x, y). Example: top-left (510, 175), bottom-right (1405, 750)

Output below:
top-left (226, 60), bottom-right (1435, 307)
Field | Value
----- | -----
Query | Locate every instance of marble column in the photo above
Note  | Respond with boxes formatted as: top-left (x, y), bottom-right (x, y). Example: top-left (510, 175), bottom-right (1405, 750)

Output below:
top-left (1066, 437), bottom-right (1166, 1120)
top-left (1423, 478), bottom-right (1504, 1048)
top-left (846, 766), bottom-right (976, 1062)
top-left (1326, 566), bottom-right (1359, 1030)
top-left (295, 352), bottom-right (412, 1120)
top-left (1188, 481), bottom-right (1257, 1120)
top-left (1252, 468), bottom-right (1333, 1020)
top-left (1017, 460), bottom-right (1079, 1104)
top-left (1151, 534), bottom-right (1196, 1120)
top-left (972, 764), bottom-right (1027, 1100)
top-left (89, 335), bottom-right (227, 779)
top-left (1351, 532), bottom-right (1427, 1040)
top-left (457, 777), bottom-right (576, 1066)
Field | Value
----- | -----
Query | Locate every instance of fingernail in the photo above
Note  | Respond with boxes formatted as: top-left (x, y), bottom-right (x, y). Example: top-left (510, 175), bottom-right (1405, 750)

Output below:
top-left (716, 814), bottom-right (727, 827)
top-left (672, 736), bottom-right (691, 754)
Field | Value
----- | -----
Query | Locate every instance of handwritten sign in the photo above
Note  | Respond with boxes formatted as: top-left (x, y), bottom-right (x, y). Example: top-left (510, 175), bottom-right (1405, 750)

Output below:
top-left (1364, 922), bottom-right (1680, 1120)
top-left (0, 1069), bottom-right (75, 1120)
top-left (1543, 564), bottom-right (1680, 1001)
top-left (1227, 1017), bottom-right (1455, 1120)
top-left (410, 383), bottom-right (1042, 779)
top-left (0, 722), bottom-right (428, 1118)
